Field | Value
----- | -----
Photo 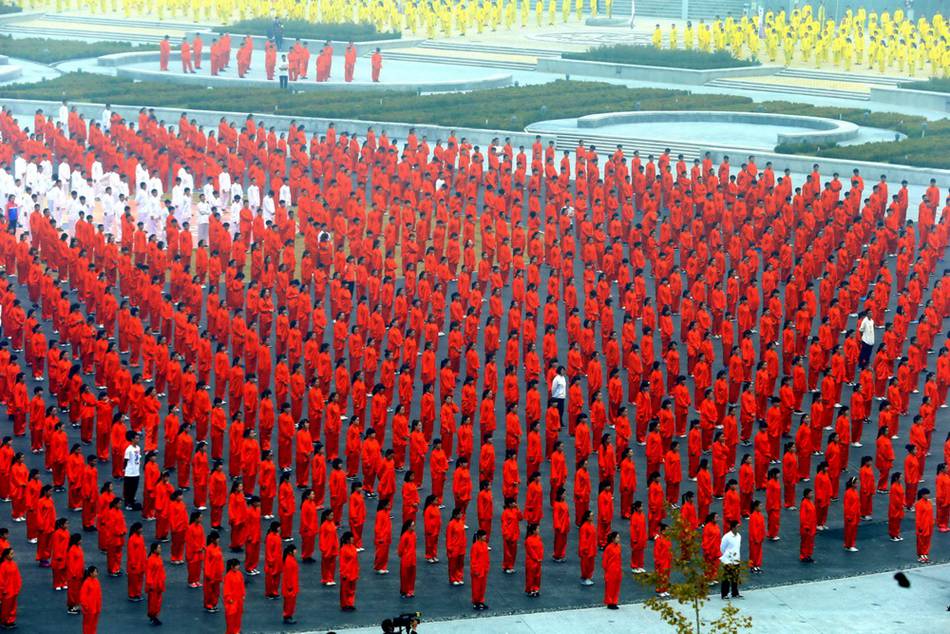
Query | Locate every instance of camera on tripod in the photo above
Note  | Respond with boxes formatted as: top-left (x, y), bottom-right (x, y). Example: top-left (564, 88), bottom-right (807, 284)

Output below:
top-left (381, 611), bottom-right (421, 633)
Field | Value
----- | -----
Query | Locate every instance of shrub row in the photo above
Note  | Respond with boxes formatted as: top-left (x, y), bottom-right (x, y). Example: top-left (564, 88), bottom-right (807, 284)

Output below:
top-left (215, 19), bottom-right (400, 42)
top-left (562, 45), bottom-right (759, 69)
top-left (1, 72), bottom-right (946, 168)
top-left (0, 3), bottom-right (20, 14)
top-left (0, 36), bottom-right (154, 63)
top-left (897, 77), bottom-right (950, 94)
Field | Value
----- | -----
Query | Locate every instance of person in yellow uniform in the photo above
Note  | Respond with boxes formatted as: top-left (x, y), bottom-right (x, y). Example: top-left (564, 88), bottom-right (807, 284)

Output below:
top-left (683, 20), bottom-right (694, 50)
top-left (669, 23), bottom-right (678, 50)
top-left (652, 23), bottom-right (663, 49)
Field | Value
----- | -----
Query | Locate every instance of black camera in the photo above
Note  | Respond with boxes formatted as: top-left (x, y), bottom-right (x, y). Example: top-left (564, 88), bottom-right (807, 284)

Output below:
top-left (382, 612), bottom-right (421, 633)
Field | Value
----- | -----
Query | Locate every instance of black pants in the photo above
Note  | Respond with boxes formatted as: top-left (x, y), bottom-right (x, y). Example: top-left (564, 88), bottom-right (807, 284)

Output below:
top-left (279, 75), bottom-right (288, 89)
top-left (858, 342), bottom-right (873, 369)
top-left (123, 475), bottom-right (140, 508)
top-left (551, 397), bottom-right (564, 421)
top-left (720, 563), bottom-right (740, 598)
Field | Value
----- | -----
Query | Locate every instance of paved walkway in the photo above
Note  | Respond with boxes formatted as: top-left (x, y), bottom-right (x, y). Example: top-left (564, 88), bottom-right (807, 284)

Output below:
top-left (333, 563), bottom-right (950, 634)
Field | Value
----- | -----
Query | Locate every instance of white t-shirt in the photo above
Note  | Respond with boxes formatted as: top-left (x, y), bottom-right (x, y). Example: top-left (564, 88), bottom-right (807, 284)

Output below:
top-left (551, 374), bottom-right (567, 399)
top-left (123, 444), bottom-right (142, 477)
top-left (720, 531), bottom-right (742, 564)
top-left (859, 316), bottom-right (875, 345)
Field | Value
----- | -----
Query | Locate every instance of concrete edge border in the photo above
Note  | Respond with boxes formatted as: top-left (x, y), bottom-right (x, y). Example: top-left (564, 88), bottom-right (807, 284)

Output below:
top-left (574, 110), bottom-right (860, 146)
top-left (536, 57), bottom-right (782, 85)
top-left (114, 64), bottom-right (513, 93)
top-left (869, 86), bottom-right (950, 113)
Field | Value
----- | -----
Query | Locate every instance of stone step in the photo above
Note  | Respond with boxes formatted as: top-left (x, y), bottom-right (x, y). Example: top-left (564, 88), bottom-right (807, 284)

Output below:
top-left (706, 78), bottom-right (871, 101)
top-left (634, 0), bottom-right (748, 19)
top-left (0, 24), bottom-right (168, 44)
top-left (418, 41), bottom-right (560, 58)
top-left (46, 13), bottom-right (209, 30)
top-left (776, 68), bottom-right (908, 87)
top-left (383, 51), bottom-right (536, 71)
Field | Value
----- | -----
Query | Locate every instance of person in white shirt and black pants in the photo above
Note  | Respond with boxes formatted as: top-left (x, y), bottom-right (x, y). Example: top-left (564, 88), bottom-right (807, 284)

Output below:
top-left (123, 430), bottom-right (142, 510)
top-left (719, 521), bottom-right (743, 600)
top-left (549, 366), bottom-right (567, 421)
top-left (858, 310), bottom-right (875, 369)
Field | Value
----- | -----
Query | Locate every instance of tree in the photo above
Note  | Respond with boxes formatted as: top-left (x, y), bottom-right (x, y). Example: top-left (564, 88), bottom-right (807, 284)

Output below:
top-left (634, 506), bottom-right (752, 634)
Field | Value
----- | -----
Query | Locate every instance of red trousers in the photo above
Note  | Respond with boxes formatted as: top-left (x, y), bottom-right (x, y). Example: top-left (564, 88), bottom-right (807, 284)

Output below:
top-left (302, 534), bottom-right (315, 560)
top-left (204, 579), bottom-right (220, 608)
top-left (471, 573), bottom-right (487, 603)
top-left (321, 554), bottom-right (336, 583)
top-left (749, 540), bottom-right (762, 567)
top-left (448, 554), bottom-right (464, 583)
top-left (844, 519), bottom-right (858, 548)
top-left (580, 555), bottom-right (595, 580)
top-left (553, 530), bottom-right (567, 560)
top-left (917, 532), bottom-right (931, 556)
top-left (400, 562), bottom-right (416, 595)
top-left (82, 611), bottom-right (98, 634)
top-left (245, 540), bottom-right (260, 571)
top-left (525, 560), bottom-right (541, 592)
top-left (629, 546), bottom-right (645, 569)
top-left (147, 589), bottom-right (162, 618)
top-left (503, 539), bottom-right (517, 570)
top-left (603, 573), bottom-right (620, 605)
top-left (282, 594), bottom-right (296, 618)
top-left (800, 532), bottom-right (814, 559)
top-left (128, 572), bottom-right (144, 598)
top-left (225, 606), bottom-right (242, 634)
top-left (1, 596), bottom-right (16, 626)
top-left (187, 559), bottom-right (202, 585)
top-left (339, 578), bottom-right (356, 608)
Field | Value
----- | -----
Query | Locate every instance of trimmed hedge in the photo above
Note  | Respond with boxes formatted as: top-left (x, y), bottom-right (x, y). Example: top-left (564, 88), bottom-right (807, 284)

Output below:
top-left (217, 19), bottom-right (400, 42)
top-left (1, 72), bottom-right (947, 168)
top-left (0, 36), bottom-right (154, 63)
top-left (0, 3), bottom-right (20, 14)
top-left (563, 45), bottom-right (758, 69)
top-left (897, 77), bottom-right (950, 94)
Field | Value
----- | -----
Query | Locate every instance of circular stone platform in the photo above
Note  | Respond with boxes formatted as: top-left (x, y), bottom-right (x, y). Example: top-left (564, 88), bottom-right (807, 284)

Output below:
top-left (102, 50), bottom-right (512, 93)
top-left (524, 110), bottom-right (902, 151)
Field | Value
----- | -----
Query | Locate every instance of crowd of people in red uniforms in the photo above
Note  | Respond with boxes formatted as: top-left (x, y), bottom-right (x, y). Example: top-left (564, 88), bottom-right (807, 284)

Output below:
top-left (159, 34), bottom-right (382, 83)
top-left (0, 99), bottom-right (947, 631)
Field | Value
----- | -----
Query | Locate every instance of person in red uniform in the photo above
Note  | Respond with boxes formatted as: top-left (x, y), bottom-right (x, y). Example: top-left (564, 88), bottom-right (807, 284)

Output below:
top-left (0, 548), bottom-right (22, 629)
top-left (79, 565), bottom-right (100, 634)
top-left (470, 528), bottom-right (489, 610)
top-left (523, 522), bottom-right (543, 597)
top-left (223, 558), bottom-right (246, 634)
top-left (915, 488), bottom-right (934, 563)
top-left (159, 35), bottom-right (171, 71)
top-left (602, 530), bottom-right (622, 609)
top-left (653, 523), bottom-right (672, 597)
top-left (370, 48), bottom-right (382, 82)
top-left (398, 520), bottom-right (417, 598)
top-left (339, 531), bottom-right (359, 611)
top-left (126, 522), bottom-right (146, 601)
top-left (145, 541), bottom-right (166, 625)
top-left (203, 531), bottom-right (224, 612)
top-left (799, 489), bottom-right (817, 563)
top-left (281, 544), bottom-right (299, 624)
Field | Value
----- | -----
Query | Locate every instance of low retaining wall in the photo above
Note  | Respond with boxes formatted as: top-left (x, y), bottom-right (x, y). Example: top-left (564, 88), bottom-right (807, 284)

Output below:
top-left (536, 57), bottom-right (780, 85)
top-left (115, 65), bottom-right (513, 93)
top-left (575, 110), bottom-right (860, 146)
top-left (869, 86), bottom-right (950, 113)
top-left (0, 63), bottom-right (21, 82)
